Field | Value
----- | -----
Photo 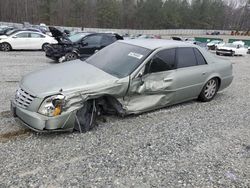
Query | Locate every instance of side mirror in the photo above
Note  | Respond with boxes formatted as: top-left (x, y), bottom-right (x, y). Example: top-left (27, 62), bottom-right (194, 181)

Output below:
top-left (94, 49), bottom-right (99, 53)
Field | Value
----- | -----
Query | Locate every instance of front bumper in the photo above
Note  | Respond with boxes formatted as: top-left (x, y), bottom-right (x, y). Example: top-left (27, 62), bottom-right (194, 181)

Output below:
top-left (11, 100), bottom-right (75, 132)
top-left (45, 46), bottom-right (65, 60)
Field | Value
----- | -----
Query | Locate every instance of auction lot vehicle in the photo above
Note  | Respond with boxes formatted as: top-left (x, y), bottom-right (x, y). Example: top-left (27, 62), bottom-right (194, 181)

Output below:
top-left (0, 26), bottom-right (16, 36)
top-left (0, 30), bottom-right (57, 51)
top-left (45, 27), bottom-right (123, 62)
top-left (11, 40), bottom-right (233, 133)
top-left (216, 41), bottom-right (248, 56)
top-left (207, 40), bottom-right (225, 50)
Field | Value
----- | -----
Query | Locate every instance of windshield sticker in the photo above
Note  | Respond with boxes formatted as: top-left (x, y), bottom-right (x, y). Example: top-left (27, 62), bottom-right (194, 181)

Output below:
top-left (128, 52), bottom-right (144, 59)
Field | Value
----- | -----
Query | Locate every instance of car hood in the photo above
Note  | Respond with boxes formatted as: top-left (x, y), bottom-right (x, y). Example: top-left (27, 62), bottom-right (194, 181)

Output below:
top-left (49, 27), bottom-right (72, 44)
top-left (0, 35), bottom-right (8, 39)
top-left (20, 60), bottom-right (118, 98)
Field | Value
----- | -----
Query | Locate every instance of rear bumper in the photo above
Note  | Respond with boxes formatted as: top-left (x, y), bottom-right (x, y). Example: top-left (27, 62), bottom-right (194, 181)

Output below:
top-left (11, 100), bottom-right (75, 132)
top-left (219, 75), bottom-right (234, 91)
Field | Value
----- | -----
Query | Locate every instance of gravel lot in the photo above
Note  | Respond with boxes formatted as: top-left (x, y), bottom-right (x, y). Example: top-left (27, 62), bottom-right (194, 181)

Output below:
top-left (0, 51), bottom-right (249, 187)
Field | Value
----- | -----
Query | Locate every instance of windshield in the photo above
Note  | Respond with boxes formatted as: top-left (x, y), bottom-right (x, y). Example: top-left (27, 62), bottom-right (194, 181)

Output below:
top-left (210, 40), bottom-right (220, 44)
top-left (86, 42), bottom-right (152, 78)
top-left (224, 43), bottom-right (236, 48)
top-left (69, 33), bottom-right (90, 43)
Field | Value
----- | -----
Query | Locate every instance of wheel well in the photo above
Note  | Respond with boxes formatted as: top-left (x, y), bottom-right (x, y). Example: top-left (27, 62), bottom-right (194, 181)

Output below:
top-left (1, 42), bottom-right (12, 50)
top-left (81, 95), bottom-right (125, 116)
top-left (71, 51), bottom-right (80, 57)
top-left (214, 77), bottom-right (221, 89)
top-left (2, 42), bottom-right (12, 47)
top-left (74, 96), bottom-right (125, 132)
top-left (42, 43), bottom-right (49, 46)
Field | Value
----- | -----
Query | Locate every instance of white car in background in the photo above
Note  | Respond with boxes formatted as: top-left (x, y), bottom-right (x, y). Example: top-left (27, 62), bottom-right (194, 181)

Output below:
top-left (207, 40), bottom-right (225, 50)
top-left (0, 30), bottom-right (57, 51)
top-left (216, 41), bottom-right (248, 56)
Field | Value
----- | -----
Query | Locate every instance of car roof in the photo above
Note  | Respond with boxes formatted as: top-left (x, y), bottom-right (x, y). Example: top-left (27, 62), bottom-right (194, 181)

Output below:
top-left (119, 39), bottom-right (195, 50)
top-left (86, 32), bottom-right (123, 40)
top-left (12, 30), bottom-right (45, 35)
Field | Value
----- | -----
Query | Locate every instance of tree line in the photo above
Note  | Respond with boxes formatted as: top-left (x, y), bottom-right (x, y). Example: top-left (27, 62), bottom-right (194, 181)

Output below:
top-left (0, 0), bottom-right (249, 30)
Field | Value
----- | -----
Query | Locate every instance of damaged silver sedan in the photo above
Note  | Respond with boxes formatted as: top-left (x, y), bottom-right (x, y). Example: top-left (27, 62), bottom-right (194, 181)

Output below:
top-left (11, 39), bottom-right (233, 132)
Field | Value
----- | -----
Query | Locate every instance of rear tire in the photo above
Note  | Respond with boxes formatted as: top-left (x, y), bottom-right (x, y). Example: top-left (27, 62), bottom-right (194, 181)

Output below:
top-left (1, 42), bottom-right (12, 51)
top-left (65, 52), bottom-right (78, 61)
top-left (198, 78), bottom-right (219, 102)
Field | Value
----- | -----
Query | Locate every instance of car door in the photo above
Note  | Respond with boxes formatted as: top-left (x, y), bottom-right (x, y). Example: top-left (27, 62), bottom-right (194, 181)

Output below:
top-left (79, 35), bottom-right (102, 59)
top-left (173, 47), bottom-right (212, 103)
top-left (126, 48), bottom-right (177, 113)
top-left (10, 32), bottom-right (30, 49)
top-left (29, 32), bottom-right (46, 49)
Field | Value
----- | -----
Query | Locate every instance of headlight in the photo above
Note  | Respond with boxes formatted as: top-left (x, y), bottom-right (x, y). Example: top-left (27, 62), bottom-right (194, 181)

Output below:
top-left (38, 95), bottom-right (65, 117)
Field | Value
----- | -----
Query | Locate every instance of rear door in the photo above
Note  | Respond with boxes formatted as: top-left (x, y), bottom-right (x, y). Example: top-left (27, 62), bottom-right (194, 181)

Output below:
top-left (29, 32), bottom-right (46, 49)
top-left (174, 47), bottom-right (211, 102)
top-left (79, 35), bottom-right (102, 59)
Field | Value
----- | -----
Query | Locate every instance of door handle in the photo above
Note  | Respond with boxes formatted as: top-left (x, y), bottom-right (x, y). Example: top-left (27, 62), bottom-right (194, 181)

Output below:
top-left (163, 77), bottom-right (173, 82)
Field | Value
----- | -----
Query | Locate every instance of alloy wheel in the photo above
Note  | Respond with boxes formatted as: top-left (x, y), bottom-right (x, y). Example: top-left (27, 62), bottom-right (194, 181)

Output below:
top-left (204, 79), bottom-right (217, 99)
top-left (1, 43), bottom-right (11, 51)
top-left (66, 53), bottom-right (77, 61)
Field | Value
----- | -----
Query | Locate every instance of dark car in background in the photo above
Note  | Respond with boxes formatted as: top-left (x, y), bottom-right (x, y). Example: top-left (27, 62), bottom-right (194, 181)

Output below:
top-left (0, 26), bottom-right (16, 36)
top-left (45, 27), bottom-right (124, 62)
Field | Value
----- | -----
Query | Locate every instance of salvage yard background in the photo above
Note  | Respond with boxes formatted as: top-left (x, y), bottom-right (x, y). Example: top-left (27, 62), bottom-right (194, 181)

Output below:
top-left (0, 50), bottom-right (249, 187)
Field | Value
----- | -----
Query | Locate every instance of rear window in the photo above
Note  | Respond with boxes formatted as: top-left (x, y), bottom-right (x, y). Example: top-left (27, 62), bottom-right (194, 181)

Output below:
top-left (194, 48), bottom-right (207, 65)
top-left (177, 47), bottom-right (197, 68)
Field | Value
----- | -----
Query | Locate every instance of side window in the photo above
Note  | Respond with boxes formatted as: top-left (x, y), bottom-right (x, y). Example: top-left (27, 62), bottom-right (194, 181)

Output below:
top-left (145, 48), bottom-right (176, 74)
top-left (30, 33), bottom-right (45, 38)
top-left (15, 33), bottom-right (29, 38)
top-left (176, 47), bottom-right (197, 68)
top-left (83, 35), bottom-right (102, 46)
top-left (101, 35), bottom-right (116, 46)
top-left (194, 48), bottom-right (207, 65)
